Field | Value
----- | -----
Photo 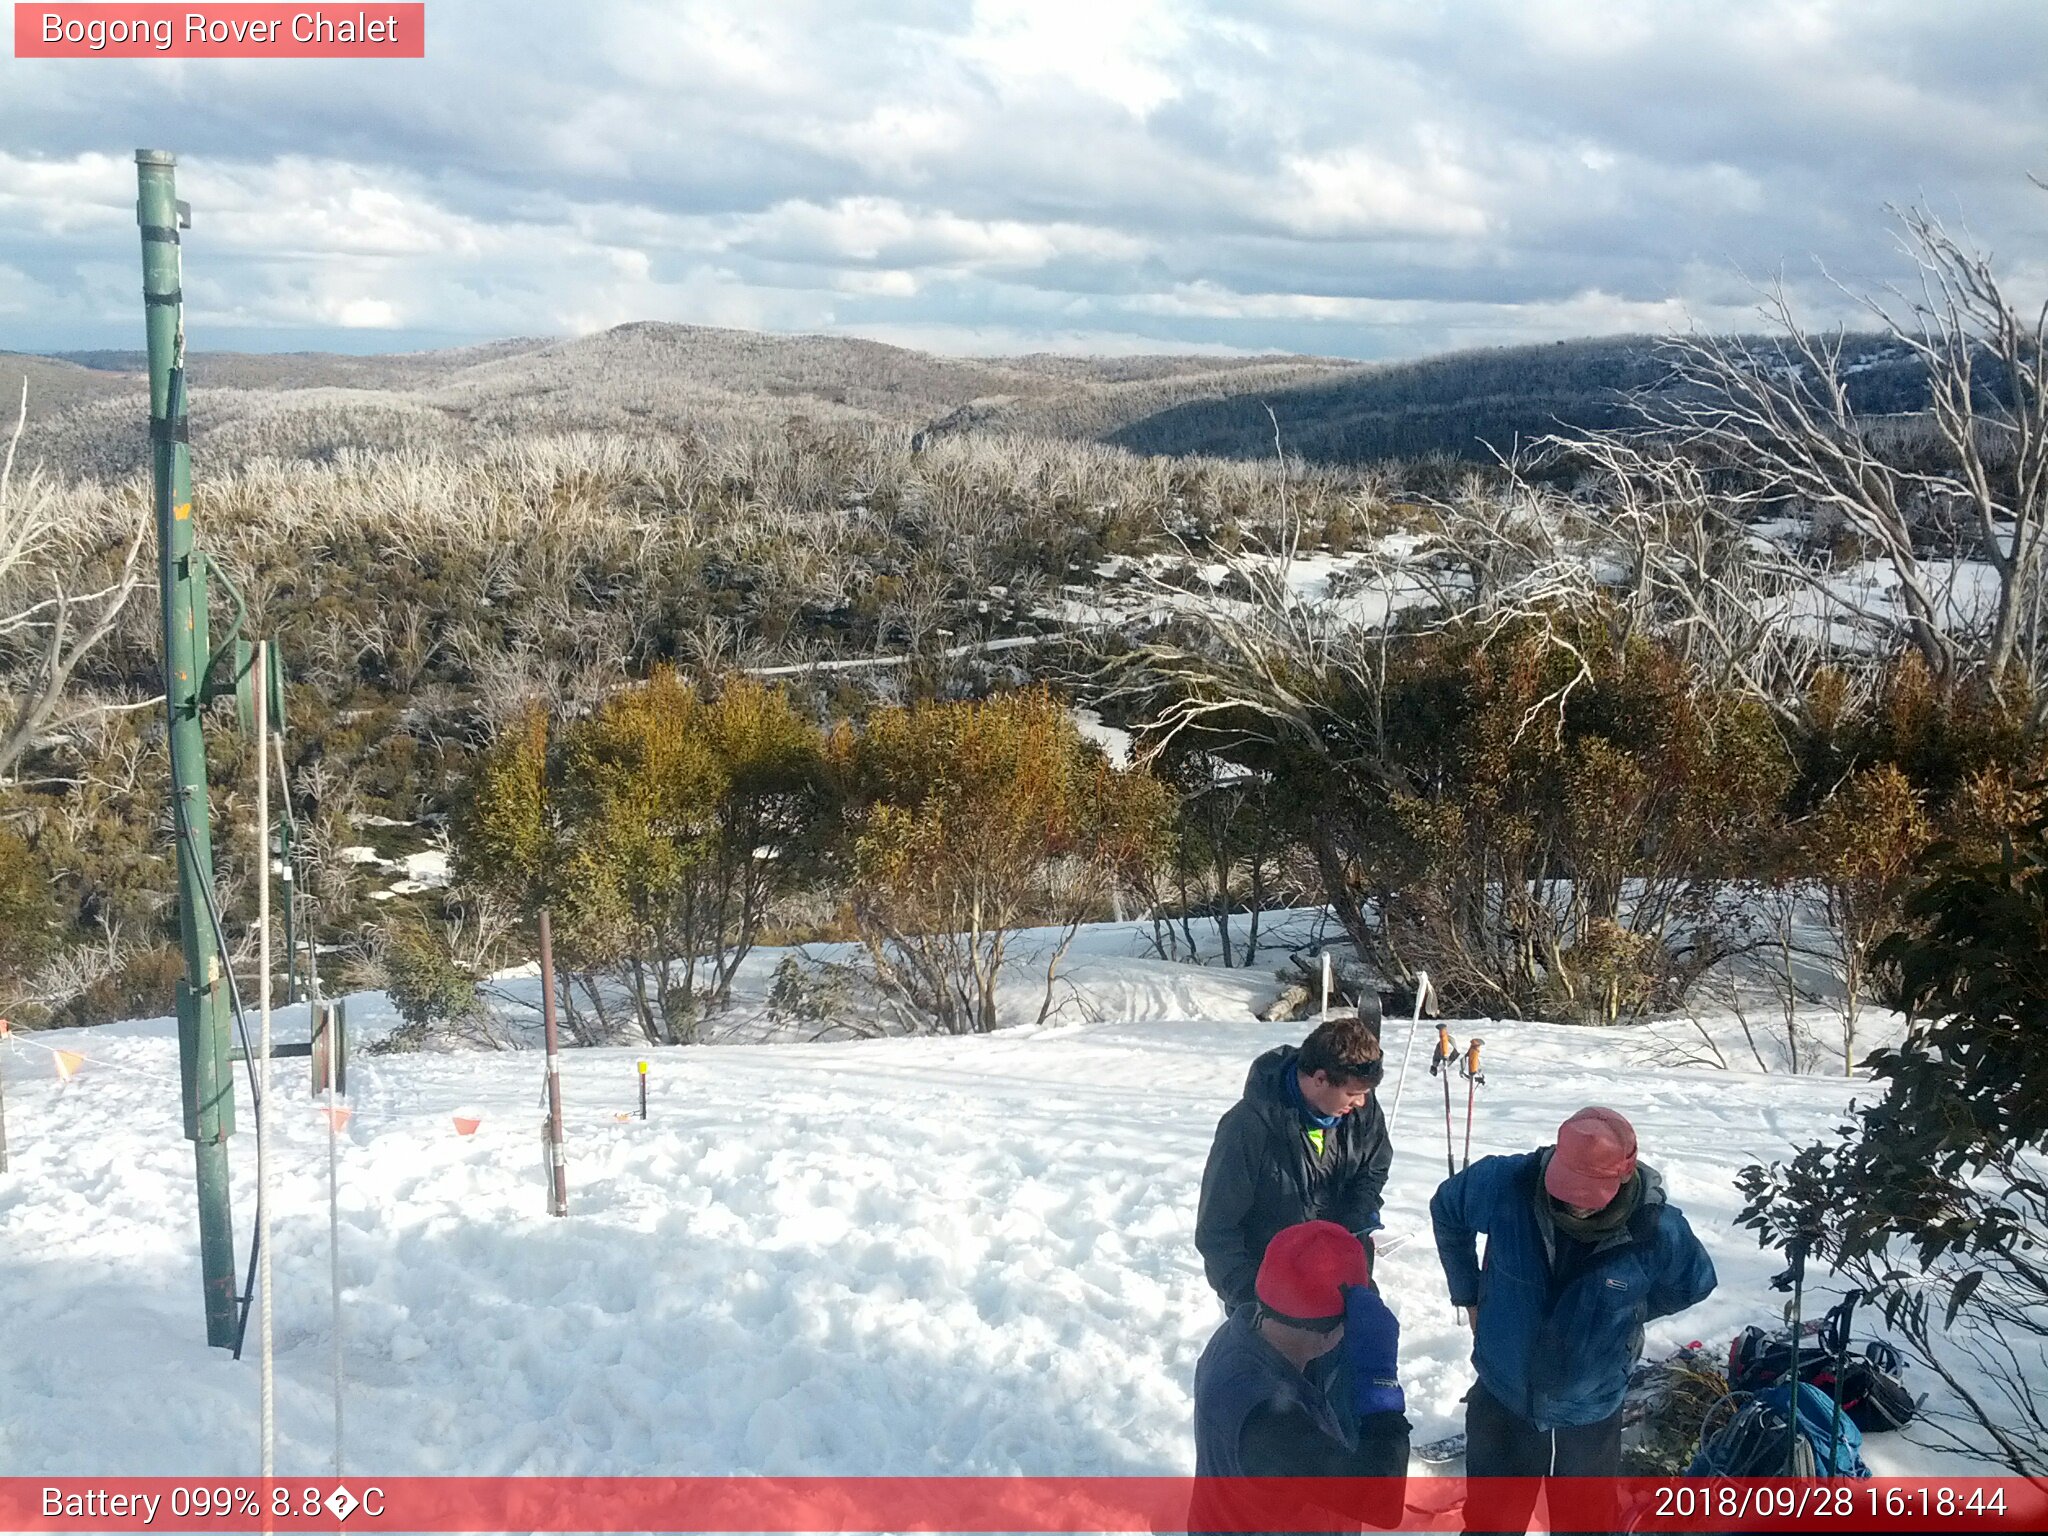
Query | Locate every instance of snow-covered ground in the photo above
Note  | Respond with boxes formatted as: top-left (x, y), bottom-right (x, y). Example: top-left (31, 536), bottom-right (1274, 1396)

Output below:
top-left (1046, 524), bottom-right (2010, 671)
top-left (0, 918), bottom-right (1971, 1478)
top-left (1036, 539), bottom-right (1448, 637)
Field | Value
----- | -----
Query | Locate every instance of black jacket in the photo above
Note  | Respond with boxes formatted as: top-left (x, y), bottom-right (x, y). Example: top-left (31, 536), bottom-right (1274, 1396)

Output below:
top-left (1195, 1044), bottom-right (1394, 1312)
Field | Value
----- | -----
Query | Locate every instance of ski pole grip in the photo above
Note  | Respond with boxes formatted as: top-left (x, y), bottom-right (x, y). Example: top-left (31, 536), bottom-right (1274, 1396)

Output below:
top-left (1465, 1039), bottom-right (1483, 1076)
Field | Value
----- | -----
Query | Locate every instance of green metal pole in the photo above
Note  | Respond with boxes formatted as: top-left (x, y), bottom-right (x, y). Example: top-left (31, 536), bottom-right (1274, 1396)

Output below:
top-left (138, 149), bottom-right (238, 1348)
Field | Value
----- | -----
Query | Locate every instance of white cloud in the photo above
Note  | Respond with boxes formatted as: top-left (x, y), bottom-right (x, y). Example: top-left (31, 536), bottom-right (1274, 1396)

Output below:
top-left (848, 319), bottom-right (1267, 358)
top-left (1, 1), bottom-right (2043, 359)
top-left (955, 0), bottom-right (1188, 118)
top-left (334, 297), bottom-right (399, 328)
top-left (1271, 144), bottom-right (1493, 239)
top-left (723, 197), bottom-right (1153, 271)
top-left (0, 262), bottom-right (64, 317)
top-left (833, 269), bottom-right (920, 298)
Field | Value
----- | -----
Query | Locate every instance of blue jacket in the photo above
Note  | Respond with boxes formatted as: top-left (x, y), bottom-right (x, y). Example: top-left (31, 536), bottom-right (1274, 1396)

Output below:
top-left (1191, 1308), bottom-right (1408, 1535)
top-left (1193, 1309), bottom-right (1353, 1479)
top-left (1430, 1150), bottom-right (1716, 1429)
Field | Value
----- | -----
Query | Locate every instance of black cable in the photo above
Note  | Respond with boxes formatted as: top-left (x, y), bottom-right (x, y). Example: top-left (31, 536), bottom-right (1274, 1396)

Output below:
top-left (158, 339), bottom-right (271, 1359)
top-left (154, 364), bottom-right (276, 1358)
top-left (167, 777), bottom-right (269, 1359)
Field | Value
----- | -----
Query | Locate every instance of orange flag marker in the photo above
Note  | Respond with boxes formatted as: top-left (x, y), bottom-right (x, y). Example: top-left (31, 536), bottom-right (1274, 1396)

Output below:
top-left (319, 1105), bottom-right (354, 1131)
top-left (453, 1114), bottom-right (481, 1136)
top-left (53, 1050), bottom-right (84, 1079)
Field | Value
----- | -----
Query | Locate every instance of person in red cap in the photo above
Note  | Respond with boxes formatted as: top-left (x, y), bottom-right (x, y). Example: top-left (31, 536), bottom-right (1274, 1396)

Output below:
top-left (1191, 1220), bottom-right (1409, 1532)
top-left (1430, 1107), bottom-right (1715, 1530)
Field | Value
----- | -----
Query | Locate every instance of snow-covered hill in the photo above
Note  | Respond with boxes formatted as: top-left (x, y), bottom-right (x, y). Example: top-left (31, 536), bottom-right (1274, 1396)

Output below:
top-left (0, 919), bottom-right (1968, 1478)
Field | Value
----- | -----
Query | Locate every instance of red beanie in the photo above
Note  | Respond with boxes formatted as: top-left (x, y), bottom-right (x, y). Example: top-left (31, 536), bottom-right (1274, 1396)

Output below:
top-left (1545, 1107), bottom-right (1638, 1209)
top-left (1255, 1220), bottom-right (1370, 1323)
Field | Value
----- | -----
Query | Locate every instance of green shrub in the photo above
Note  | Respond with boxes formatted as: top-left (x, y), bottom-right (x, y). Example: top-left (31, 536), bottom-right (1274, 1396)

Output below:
top-left (381, 920), bottom-right (480, 1033)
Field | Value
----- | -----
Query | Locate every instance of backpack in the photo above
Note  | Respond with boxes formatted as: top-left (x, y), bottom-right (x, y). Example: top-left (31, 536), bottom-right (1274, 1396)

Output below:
top-left (1727, 1325), bottom-right (1920, 1433)
top-left (1689, 1382), bottom-right (1870, 1478)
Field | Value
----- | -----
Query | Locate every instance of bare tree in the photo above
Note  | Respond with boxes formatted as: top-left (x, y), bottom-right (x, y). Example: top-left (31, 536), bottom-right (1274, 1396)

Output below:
top-left (1599, 199), bottom-right (2048, 721)
top-left (1540, 430), bottom-right (1843, 726)
top-left (0, 381), bottom-right (150, 778)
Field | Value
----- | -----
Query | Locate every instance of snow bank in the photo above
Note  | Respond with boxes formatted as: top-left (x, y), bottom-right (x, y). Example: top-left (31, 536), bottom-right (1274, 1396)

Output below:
top-left (0, 918), bottom-right (1973, 1478)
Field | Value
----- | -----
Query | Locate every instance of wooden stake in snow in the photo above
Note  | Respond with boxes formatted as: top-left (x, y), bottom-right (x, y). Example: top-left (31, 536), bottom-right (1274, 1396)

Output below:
top-left (255, 639), bottom-right (275, 1481)
top-left (539, 909), bottom-right (569, 1218)
top-left (321, 1000), bottom-right (344, 1475)
top-left (0, 1018), bottom-right (11, 1175)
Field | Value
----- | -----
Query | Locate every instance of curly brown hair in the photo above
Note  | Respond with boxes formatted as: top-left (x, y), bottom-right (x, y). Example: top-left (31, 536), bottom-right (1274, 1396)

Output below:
top-left (1297, 1014), bottom-right (1384, 1086)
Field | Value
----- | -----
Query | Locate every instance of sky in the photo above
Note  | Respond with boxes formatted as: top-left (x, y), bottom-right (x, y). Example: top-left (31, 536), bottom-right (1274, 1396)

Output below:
top-left (2, 0), bottom-right (2045, 361)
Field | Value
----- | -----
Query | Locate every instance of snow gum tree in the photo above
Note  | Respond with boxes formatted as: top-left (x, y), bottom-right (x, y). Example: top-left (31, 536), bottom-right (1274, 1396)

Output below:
top-left (832, 688), bottom-right (1171, 1034)
top-left (554, 670), bottom-right (727, 1044)
top-left (1799, 764), bottom-right (1931, 1073)
top-left (452, 702), bottom-right (553, 896)
top-left (1136, 735), bottom-right (1297, 967)
top-left (1377, 620), bottom-right (1790, 1022)
top-left (0, 381), bottom-right (148, 782)
top-left (452, 675), bottom-right (831, 1044)
top-left (562, 671), bottom-right (830, 1041)
top-left (1197, 610), bottom-right (1790, 1024)
top-left (1567, 197), bottom-right (2048, 727)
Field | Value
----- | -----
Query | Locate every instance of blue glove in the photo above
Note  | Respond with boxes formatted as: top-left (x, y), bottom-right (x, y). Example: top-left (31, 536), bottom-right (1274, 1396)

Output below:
top-left (1342, 1284), bottom-right (1406, 1418)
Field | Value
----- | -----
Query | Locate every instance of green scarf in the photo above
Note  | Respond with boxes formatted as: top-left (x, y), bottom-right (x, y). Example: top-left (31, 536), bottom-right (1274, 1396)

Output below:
top-left (1549, 1169), bottom-right (1643, 1242)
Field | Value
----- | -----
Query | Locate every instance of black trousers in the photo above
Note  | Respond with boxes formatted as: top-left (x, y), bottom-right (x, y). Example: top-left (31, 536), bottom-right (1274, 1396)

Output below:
top-left (1463, 1379), bottom-right (1621, 1536)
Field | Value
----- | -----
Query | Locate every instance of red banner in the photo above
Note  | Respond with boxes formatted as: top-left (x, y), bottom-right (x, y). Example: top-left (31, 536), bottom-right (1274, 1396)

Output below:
top-left (13, 5), bottom-right (424, 58)
top-left (1, 1477), bottom-right (2043, 1532)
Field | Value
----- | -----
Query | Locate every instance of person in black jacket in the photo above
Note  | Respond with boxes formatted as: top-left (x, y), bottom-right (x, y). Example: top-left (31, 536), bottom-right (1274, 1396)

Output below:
top-left (1191, 1220), bottom-right (1410, 1534)
top-left (1196, 1014), bottom-right (1393, 1315)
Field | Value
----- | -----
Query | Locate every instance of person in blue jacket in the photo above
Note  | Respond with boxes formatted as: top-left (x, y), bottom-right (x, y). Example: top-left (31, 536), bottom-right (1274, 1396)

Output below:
top-left (1192, 1220), bottom-right (1410, 1534)
top-left (1430, 1107), bottom-right (1715, 1533)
